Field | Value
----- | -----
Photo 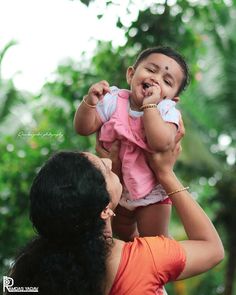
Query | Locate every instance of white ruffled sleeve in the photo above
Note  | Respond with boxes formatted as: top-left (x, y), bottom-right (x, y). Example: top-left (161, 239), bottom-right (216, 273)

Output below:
top-left (157, 99), bottom-right (181, 128)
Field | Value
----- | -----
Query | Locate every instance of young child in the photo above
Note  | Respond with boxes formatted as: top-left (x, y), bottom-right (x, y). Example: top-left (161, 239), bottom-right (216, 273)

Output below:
top-left (74, 47), bottom-right (189, 241)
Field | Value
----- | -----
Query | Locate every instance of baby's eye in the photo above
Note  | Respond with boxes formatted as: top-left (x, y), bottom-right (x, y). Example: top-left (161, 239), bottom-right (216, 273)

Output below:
top-left (164, 80), bottom-right (172, 86)
top-left (146, 67), bottom-right (155, 73)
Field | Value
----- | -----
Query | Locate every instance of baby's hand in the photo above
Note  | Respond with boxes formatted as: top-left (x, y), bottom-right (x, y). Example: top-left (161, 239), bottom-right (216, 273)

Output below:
top-left (86, 80), bottom-right (111, 105)
top-left (142, 83), bottom-right (162, 105)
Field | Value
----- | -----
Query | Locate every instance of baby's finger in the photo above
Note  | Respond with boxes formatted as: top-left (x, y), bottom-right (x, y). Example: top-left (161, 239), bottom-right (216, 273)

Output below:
top-left (89, 85), bottom-right (106, 100)
top-left (100, 80), bottom-right (110, 87)
top-left (100, 80), bottom-right (111, 95)
top-left (151, 84), bottom-right (161, 97)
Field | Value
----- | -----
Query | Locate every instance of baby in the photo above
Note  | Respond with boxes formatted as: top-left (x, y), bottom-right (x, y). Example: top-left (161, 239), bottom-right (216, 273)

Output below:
top-left (74, 46), bottom-right (189, 241)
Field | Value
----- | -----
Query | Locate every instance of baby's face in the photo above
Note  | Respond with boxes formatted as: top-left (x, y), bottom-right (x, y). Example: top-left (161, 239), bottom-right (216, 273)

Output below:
top-left (126, 53), bottom-right (184, 110)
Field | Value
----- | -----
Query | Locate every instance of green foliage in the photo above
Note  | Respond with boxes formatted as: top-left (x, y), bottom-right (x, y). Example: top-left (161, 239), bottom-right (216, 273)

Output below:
top-left (91, 42), bottom-right (128, 87)
top-left (0, 57), bottom-right (95, 278)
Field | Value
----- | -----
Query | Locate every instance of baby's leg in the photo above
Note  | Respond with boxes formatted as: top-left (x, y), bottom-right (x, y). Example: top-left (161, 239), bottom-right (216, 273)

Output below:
top-left (112, 204), bottom-right (139, 242)
top-left (136, 202), bottom-right (171, 237)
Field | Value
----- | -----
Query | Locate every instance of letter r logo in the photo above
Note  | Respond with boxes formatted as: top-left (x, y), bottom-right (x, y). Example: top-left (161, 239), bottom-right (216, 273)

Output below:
top-left (3, 276), bottom-right (14, 292)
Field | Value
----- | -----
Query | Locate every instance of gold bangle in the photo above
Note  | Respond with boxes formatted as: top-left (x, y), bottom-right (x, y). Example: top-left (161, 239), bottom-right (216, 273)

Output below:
top-left (167, 186), bottom-right (189, 196)
top-left (140, 104), bottom-right (157, 111)
top-left (82, 96), bottom-right (97, 108)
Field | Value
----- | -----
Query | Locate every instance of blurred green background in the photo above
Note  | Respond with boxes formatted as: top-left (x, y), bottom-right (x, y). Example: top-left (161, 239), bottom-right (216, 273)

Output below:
top-left (1, 0), bottom-right (236, 294)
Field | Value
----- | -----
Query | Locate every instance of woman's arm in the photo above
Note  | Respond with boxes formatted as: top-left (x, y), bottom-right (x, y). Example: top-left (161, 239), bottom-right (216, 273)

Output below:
top-left (74, 80), bottom-right (110, 135)
top-left (149, 143), bottom-right (224, 280)
top-left (158, 170), bottom-right (224, 279)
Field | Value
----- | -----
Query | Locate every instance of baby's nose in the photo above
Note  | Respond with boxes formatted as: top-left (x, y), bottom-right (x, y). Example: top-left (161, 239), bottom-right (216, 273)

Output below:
top-left (150, 77), bottom-right (160, 86)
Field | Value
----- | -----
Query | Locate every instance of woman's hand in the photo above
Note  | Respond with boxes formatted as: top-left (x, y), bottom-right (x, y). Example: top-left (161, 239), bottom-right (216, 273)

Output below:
top-left (147, 117), bottom-right (185, 178)
top-left (96, 135), bottom-right (122, 179)
top-left (148, 142), bottom-right (182, 177)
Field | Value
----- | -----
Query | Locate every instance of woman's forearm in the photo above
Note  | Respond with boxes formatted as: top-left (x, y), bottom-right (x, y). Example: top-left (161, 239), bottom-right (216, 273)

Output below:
top-left (158, 171), bottom-right (224, 278)
top-left (158, 171), bottom-right (221, 243)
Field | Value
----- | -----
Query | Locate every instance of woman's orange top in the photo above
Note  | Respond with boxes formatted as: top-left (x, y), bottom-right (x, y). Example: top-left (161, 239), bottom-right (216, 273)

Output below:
top-left (109, 236), bottom-right (186, 295)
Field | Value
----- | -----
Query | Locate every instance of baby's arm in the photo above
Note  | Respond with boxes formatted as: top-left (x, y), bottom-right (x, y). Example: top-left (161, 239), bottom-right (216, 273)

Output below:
top-left (142, 85), bottom-right (177, 152)
top-left (74, 80), bottom-right (110, 135)
top-left (143, 108), bottom-right (177, 152)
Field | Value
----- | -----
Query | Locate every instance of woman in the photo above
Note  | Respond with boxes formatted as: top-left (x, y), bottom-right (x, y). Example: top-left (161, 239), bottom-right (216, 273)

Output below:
top-left (6, 143), bottom-right (224, 295)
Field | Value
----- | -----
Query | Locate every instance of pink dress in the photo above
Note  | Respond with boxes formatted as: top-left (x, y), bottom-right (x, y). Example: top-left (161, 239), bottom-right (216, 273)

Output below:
top-left (98, 88), bottom-right (180, 201)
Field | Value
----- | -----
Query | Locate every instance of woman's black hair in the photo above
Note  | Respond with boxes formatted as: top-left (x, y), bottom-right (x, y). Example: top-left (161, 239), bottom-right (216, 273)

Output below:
top-left (133, 46), bottom-right (190, 95)
top-left (7, 151), bottom-right (110, 295)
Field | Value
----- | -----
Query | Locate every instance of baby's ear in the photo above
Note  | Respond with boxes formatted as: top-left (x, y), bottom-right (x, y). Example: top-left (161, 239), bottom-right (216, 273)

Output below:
top-left (172, 96), bottom-right (180, 102)
top-left (126, 66), bottom-right (135, 84)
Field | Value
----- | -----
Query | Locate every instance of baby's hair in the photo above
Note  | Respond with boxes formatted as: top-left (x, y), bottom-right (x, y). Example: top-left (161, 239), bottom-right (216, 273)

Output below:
top-left (133, 46), bottom-right (190, 95)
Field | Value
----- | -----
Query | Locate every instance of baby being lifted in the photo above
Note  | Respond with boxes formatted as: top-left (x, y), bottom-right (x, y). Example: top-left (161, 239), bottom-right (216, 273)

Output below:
top-left (74, 46), bottom-right (189, 241)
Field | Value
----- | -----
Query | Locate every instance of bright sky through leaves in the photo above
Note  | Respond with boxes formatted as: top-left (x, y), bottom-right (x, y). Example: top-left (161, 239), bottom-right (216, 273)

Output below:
top-left (0, 0), bottom-right (128, 92)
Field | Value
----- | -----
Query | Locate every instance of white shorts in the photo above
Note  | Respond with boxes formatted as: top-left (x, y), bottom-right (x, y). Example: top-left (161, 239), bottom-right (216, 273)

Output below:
top-left (119, 184), bottom-right (168, 211)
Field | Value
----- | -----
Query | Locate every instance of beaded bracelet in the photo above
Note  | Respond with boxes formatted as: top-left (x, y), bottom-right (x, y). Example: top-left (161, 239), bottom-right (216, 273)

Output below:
top-left (140, 104), bottom-right (157, 111)
top-left (167, 186), bottom-right (189, 197)
top-left (82, 96), bottom-right (97, 108)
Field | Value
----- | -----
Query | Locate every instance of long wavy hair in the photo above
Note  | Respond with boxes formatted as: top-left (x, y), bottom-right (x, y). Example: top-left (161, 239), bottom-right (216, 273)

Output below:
top-left (7, 151), bottom-right (111, 295)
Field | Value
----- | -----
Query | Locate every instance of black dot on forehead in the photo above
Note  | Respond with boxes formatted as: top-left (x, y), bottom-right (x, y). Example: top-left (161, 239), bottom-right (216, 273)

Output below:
top-left (165, 66), bottom-right (169, 70)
